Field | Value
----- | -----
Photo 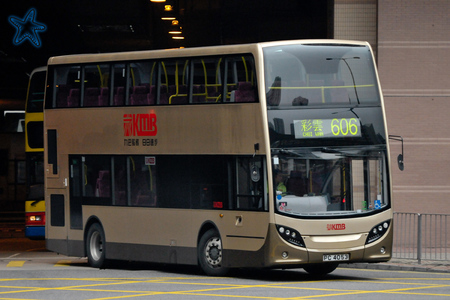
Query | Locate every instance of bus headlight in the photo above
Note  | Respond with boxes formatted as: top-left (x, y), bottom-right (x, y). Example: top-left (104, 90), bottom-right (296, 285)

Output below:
top-left (365, 220), bottom-right (391, 245)
top-left (276, 225), bottom-right (305, 247)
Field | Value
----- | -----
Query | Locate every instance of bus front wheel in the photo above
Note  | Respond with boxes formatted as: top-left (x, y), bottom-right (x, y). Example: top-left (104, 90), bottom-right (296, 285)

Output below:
top-left (198, 229), bottom-right (229, 276)
top-left (86, 223), bottom-right (107, 268)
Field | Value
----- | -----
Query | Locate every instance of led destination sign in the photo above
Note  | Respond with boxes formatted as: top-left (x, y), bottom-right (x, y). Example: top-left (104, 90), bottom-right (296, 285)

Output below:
top-left (294, 118), bottom-right (361, 139)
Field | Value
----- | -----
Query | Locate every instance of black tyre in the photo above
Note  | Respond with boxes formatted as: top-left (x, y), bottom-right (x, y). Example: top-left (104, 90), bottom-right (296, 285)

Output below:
top-left (303, 263), bottom-right (339, 276)
top-left (86, 223), bottom-right (107, 268)
top-left (198, 229), bottom-right (229, 276)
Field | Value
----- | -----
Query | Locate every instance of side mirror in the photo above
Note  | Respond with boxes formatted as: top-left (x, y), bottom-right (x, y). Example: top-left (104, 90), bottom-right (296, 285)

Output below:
top-left (397, 154), bottom-right (404, 171)
top-left (389, 135), bottom-right (404, 171)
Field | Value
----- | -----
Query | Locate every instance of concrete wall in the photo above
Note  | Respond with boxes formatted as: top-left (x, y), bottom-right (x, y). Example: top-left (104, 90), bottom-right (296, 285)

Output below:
top-left (335, 0), bottom-right (450, 213)
top-left (378, 0), bottom-right (450, 213)
top-left (334, 0), bottom-right (377, 53)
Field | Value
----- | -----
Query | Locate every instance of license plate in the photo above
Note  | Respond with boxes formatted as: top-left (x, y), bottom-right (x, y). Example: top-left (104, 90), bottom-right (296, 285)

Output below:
top-left (323, 254), bottom-right (350, 262)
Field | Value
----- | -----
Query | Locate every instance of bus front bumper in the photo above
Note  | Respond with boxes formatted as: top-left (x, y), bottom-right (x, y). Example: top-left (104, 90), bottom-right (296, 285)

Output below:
top-left (25, 226), bottom-right (45, 239)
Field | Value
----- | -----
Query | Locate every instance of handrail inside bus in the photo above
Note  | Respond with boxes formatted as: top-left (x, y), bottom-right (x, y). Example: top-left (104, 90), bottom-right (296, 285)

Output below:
top-left (268, 84), bottom-right (375, 104)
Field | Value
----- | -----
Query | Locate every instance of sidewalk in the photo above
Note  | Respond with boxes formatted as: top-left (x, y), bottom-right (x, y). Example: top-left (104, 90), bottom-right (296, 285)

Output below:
top-left (342, 258), bottom-right (450, 273)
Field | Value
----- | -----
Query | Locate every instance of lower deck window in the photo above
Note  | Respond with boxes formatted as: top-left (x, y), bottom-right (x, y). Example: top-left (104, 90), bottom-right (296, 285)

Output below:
top-left (69, 155), bottom-right (267, 211)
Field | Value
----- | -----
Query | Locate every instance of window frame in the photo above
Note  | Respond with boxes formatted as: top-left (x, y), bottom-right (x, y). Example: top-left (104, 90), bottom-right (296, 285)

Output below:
top-left (46, 53), bottom-right (258, 109)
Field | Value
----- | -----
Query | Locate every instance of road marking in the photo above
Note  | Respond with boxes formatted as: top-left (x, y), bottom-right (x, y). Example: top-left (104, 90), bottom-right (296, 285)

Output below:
top-left (6, 261), bottom-right (25, 267)
top-left (5, 253), bottom-right (20, 259)
top-left (54, 260), bottom-right (72, 267)
top-left (0, 273), bottom-right (448, 299)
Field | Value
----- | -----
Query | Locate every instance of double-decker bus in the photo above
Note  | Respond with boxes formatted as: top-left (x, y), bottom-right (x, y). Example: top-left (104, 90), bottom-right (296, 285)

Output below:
top-left (25, 67), bottom-right (46, 239)
top-left (44, 40), bottom-right (393, 276)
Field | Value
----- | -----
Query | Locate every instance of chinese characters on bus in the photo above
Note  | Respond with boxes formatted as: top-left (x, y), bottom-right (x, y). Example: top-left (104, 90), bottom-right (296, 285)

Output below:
top-left (294, 118), bottom-right (361, 139)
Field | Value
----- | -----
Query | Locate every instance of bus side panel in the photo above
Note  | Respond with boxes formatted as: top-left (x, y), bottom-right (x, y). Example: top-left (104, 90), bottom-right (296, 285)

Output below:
top-left (46, 193), bottom-right (68, 255)
top-left (106, 243), bottom-right (198, 265)
top-left (81, 207), bottom-right (270, 266)
top-left (104, 241), bottom-right (270, 268)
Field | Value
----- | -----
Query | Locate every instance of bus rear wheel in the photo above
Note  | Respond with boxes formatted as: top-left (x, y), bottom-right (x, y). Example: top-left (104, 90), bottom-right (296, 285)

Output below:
top-left (198, 229), bottom-right (229, 276)
top-left (86, 223), bottom-right (107, 268)
top-left (303, 263), bottom-right (339, 276)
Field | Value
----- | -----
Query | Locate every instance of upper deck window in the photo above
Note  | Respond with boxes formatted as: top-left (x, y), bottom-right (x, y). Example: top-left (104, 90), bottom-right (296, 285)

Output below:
top-left (26, 71), bottom-right (46, 113)
top-left (46, 54), bottom-right (257, 109)
top-left (1, 111), bottom-right (25, 132)
top-left (264, 44), bottom-right (380, 107)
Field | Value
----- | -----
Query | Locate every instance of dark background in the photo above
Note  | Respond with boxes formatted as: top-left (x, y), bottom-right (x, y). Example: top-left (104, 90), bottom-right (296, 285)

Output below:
top-left (0, 0), bottom-right (331, 103)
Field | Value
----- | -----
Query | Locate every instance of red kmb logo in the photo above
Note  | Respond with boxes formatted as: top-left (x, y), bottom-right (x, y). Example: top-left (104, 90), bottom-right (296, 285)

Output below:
top-left (124, 113), bottom-right (157, 137)
top-left (327, 224), bottom-right (346, 231)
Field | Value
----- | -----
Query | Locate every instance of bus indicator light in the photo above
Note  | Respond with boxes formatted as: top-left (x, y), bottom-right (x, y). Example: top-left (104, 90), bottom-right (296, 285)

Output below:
top-left (213, 202), bottom-right (223, 209)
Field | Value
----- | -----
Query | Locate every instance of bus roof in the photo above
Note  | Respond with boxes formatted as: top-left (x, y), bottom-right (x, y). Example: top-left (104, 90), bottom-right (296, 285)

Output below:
top-left (30, 66), bottom-right (47, 77)
top-left (47, 39), bottom-right (369, 65)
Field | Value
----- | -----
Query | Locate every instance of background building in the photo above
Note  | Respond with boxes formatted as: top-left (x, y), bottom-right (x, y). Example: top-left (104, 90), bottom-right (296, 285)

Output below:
top-left (304, 0), bottom-right (450, 214)
top-left (379, 0), bottom-right (450, 214)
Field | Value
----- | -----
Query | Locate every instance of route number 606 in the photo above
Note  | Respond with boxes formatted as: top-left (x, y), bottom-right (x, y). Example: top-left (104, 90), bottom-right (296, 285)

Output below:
top-left (331, 118), bottom-right (359, 136)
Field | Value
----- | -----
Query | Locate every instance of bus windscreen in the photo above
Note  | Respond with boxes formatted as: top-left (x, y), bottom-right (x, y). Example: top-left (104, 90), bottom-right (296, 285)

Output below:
top-left (264, 44), bottom-right (380, 107)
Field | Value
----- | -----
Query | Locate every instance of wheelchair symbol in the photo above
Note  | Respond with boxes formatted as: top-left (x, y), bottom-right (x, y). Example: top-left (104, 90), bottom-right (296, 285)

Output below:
top-left (374, 200), bottom-right (381, 209)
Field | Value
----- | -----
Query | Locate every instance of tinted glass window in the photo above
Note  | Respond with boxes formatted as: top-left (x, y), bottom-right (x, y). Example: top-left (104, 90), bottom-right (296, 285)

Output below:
top-left (47, 54), bottom-right (258, 108)
top-left (69, 155), bottom-right (267, 212)
top-left (264, 44), bottom-right (380, 107)
top-left (26, 71), bottom-right (46, 113)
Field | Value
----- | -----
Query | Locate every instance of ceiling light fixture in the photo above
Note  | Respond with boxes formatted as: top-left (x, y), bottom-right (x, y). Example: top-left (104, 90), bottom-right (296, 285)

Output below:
top-left (169, 20), bottom-right (182, 34)
top-left (161, 5), bottom-right (176, 20)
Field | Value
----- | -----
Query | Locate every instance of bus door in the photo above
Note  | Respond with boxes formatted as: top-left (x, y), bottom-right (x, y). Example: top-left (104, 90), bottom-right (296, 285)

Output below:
top-left (222, 156), bottom-right (269, 253)
top-left (45, 128), bottom-right (71, 253)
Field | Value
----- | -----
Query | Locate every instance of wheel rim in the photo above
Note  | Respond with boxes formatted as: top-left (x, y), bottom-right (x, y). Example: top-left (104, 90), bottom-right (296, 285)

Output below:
top-left (204, 236), bottom-right (222, 268)
top-left (89, 231), bottom-right (103, 261)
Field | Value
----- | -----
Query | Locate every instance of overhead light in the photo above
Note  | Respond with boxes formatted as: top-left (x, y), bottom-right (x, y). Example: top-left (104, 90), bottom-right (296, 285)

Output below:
top-left (169, 20), bottom-right (182, 34)
top-left (172, 36), bottom-right (184, 40)
top-left (169, 26), bottom-right (182, 34)
top-left (161, 6), bottom-right (176, 20)
top-left (150, 0), bottom-right (166, 2)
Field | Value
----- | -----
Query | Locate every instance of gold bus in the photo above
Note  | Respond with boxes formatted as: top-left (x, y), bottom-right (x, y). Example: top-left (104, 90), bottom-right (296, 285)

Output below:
top-left (44, 40), bottom-right (393, 276)
top-left (25, 67), bottom-right (46, 239)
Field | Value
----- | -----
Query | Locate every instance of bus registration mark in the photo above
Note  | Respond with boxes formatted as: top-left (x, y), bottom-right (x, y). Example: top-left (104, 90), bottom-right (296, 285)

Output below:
top-left (323, 254), bottom-right (350, 262)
